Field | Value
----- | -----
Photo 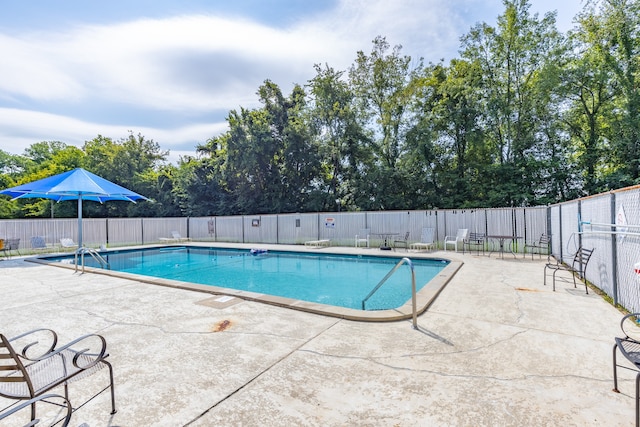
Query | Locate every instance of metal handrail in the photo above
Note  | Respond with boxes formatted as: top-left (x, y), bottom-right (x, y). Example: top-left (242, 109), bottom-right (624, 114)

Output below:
top-left (361, 257), bottom-right (418, 329)
top-left (74, 247), bottom-right (110, 273)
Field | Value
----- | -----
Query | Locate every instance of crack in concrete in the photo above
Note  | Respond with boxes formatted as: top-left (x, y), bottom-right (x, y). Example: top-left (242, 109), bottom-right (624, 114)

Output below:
top-left (182, 318), bottom-right (343, 426)
top-left (296, 347), bottom-right (613, 383)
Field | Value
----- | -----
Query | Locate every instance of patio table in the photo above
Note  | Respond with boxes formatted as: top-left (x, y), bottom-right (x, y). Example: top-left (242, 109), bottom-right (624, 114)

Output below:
top-left (487, 235), bottom-right (521, 258)
top-left (372, 232), bottom-right (399, 251)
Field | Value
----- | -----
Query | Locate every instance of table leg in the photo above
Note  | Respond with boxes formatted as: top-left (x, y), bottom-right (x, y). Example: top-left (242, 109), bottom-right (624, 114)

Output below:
top-left (380, 236), bottom-right (392, 251)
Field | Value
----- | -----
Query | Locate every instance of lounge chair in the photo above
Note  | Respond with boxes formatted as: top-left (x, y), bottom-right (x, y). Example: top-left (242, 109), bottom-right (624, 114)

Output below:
top-left (60, 238), bottom-right (78, 249)
top-left (410, 228), bottom-right (435, 251)
top-left (304, 239), bottom-right (330, 248)
top-left (0, 328), bottom-right (116, 423)
top-left (613, 312), bottom-right (640, 427)
top-left (444, 229), bottom-right (468, 252)
top-left (544, 247), bottom-right (594, 293)
top-left (355, 229), bottom-right (370, 248)
top-left (159, 231), bottom-right (190, 243)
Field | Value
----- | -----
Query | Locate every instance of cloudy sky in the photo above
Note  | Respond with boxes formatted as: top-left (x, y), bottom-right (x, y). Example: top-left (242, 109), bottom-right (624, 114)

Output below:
top-left (0, 0), bottom-right (584, 164)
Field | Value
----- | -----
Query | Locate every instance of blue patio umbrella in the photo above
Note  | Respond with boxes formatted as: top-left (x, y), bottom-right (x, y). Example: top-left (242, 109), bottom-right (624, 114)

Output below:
top-left (0, 168), bottom-right (148, 248)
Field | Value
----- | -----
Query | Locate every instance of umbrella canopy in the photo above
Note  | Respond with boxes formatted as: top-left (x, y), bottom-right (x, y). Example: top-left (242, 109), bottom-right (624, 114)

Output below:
top-left (0, 168), bottom-right (148, 248)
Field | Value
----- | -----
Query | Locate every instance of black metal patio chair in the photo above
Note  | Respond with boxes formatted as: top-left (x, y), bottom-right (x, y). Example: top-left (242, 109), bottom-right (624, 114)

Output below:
top-left (524, 233), bottom-right (551, 260)
top-left (613, 312), bottom-right (640, 427)
top-left (0, 393), bottom-right (73, 426)
top-left (0, 328), bottom-right (116, 424)
top-left (543, 247), bottom-right (594, 293)
top-left (3, 238), bottom-right (20, 258)
top-left (393, 232), bottom-right (410, 251)
top-left (463, 232), bottom-right (486, 255)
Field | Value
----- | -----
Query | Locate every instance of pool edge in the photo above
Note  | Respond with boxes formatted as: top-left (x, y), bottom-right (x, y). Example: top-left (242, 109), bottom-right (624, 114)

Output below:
top-left (27, 243), bottom-right (462, 322)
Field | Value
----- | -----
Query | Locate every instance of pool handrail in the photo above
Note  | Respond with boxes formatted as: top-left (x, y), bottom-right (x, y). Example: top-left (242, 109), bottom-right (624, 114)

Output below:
top-left (361, 257), bottom-right (417, 329)
top-left (74, 247), bottom-right (110, 273)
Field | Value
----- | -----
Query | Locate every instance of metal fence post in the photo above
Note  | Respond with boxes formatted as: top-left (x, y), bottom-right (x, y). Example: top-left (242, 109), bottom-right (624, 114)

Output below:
top-left (611, 193), bottom-right (619, 306)
top-left (558, 204), bottom-right (563, 261)
top-left (577, 200), bottom-right (582, 251)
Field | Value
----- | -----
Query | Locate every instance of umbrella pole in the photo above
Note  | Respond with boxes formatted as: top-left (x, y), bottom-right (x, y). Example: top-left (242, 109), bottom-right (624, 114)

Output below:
top-left (78, 197), bottom-right (83, 248)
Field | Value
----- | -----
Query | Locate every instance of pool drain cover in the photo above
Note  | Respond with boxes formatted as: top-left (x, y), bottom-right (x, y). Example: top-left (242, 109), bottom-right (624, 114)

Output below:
top-left (196, 295), bottom-right (241, 309)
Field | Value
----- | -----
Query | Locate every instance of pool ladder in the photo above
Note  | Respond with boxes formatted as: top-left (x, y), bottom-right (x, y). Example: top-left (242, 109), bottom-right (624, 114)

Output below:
top-left (361, 257), bottom-right (418, 329)
top-left (74, 247), bottom-right (110, 273)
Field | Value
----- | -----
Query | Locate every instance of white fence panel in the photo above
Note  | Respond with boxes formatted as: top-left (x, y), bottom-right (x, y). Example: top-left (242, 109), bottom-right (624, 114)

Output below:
top-left (188, 217), bottom-right (217, 241)
top-left (580, 195), bottom-right (615, 296)
top-left (108, 218), bottom-right (143, 247)
top-left (615, 189), bottom-right (640, 312)
top-left (215, 216), bottom-right (244, 242)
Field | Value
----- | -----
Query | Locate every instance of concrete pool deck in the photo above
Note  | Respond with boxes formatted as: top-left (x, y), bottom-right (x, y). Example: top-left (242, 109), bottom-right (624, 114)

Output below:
top-left (0, 244), bottom-right (636, 426)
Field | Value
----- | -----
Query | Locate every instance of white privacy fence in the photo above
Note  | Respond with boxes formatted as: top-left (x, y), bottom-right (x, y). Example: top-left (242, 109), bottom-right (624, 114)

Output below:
top-left (0, 208), bottom-right (548, 251)
top-left (4, 192), bottom-right (640, 313)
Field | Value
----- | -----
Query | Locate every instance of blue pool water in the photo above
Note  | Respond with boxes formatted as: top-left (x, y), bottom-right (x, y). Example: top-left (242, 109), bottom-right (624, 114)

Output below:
top-left (51, 247), bottom-right (448, 311)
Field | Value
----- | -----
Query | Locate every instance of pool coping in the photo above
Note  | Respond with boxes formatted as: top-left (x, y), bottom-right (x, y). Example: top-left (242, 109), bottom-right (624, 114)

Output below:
top-left (27, 242), bottom-right (462, 322)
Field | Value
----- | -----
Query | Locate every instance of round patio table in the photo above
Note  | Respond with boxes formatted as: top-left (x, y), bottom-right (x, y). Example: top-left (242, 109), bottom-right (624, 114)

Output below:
top-left (372, 232), bottom-right (399, 251)
top-left (487, 235), bottom-right (521, 258)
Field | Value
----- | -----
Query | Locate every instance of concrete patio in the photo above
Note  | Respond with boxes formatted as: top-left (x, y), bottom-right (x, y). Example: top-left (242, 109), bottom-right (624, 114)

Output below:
top-left (0, 244), bottom-right (636, 426)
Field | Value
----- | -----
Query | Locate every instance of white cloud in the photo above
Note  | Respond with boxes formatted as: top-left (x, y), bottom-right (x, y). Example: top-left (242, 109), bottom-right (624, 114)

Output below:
top-left (0, 108), bottom-right (226, 163)
top-left (0, 0), bottom-right (585, 161)
top-left (1, 0), bottom-right (484, 111)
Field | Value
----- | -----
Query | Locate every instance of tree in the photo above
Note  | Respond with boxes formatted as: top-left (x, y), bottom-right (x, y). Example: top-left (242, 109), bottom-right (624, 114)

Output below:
top-left (308, 64), bottom-right (370, 211)
top-left (258, 81), bottom-right (321, 212)
top-left (83, 133), bottom-right (168, 217)
top-left (561, 19), bottom-right (617, 195)
top-left (579, 0), bottom-right (640, 186)
top-left (348, 36), bottom-right (423, 209)
top-left (414, 60), bottom-right (487, 208)
top-left (460, 0), bottom-right (566, 206)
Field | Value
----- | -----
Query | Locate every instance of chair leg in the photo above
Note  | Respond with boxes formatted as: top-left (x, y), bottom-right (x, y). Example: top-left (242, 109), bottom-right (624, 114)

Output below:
top-left (614, 343), bottom-right (620, 393)
top-left (573, 271), bottom-right (589, 294)
top-left (105, 360), bottom-right (117, 414)
top-left (636, 372), bottom-right (640, 427)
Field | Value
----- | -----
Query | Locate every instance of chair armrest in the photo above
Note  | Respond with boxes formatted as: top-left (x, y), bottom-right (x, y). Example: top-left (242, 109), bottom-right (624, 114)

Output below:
top-left (54, 334), bottom-right (109, 370)
top-left (615, 337), bottom-right (640, 367)
top-left (0, 393), bottom-right (72, 425)
top-left (8, 328), bottom-right (58, 360)
top-left (620, 313), bottom-right (640, 341)
top-left (18, 333), bottom-right (108, 370)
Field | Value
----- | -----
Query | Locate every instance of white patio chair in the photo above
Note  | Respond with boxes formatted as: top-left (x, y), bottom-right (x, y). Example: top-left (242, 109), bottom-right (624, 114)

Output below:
top-left (159, 231), bottom-right (190, 243)
top-left (444, 228), bottom-right (468, 252)
top-left (355, 229), bottom-right (370, 248)
top-left (59, 238), bottom-right (78, 249)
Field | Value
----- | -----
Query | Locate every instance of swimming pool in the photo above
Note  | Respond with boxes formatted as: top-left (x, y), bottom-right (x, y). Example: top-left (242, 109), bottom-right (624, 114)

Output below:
top-left (38, 245), bottom-right (461, 320)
